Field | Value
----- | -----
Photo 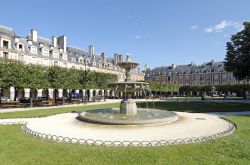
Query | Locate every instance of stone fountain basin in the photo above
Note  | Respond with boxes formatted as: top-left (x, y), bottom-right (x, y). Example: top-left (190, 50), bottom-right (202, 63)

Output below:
top-left (77, 108), bottom-right (178, 125)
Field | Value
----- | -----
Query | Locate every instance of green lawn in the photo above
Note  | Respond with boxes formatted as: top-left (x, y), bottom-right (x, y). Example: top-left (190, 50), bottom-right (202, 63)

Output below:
top-left (137, 101), bottom-right (250, 113)
top-left (0, 102), bottom-right (249, 119)
top-left (0, 103), bottom-right (119, 119)
top-left (0, 116), bottom-right (249, 165)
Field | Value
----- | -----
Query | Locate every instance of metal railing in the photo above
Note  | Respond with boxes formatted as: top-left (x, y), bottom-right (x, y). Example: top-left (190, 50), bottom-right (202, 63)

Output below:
top-left (0, 117), bottom-right (235, 147)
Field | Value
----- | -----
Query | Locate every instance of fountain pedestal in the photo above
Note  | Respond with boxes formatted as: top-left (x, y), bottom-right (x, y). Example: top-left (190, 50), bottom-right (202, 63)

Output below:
top-left (120, 99), bottom-right (137, 115)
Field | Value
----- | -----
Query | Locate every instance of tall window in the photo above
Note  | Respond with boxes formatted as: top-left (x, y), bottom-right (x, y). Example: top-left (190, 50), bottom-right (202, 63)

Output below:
top-left (18, 54), bottom-right (24, 62)
top-left (32, 57), bottom-right (37, 64)
top-left (54, 61), bottom-right (58, 66)
top-left (43, 59), bottom-right (49, 66)
top-left (3, 52), bottom-right (8, 58)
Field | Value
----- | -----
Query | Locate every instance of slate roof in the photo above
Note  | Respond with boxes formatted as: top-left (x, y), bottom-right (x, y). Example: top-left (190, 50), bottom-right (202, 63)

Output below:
top-left (146, 61), bottom-right (225, 76)
top-left (0, 26), bottom-right (132, 70)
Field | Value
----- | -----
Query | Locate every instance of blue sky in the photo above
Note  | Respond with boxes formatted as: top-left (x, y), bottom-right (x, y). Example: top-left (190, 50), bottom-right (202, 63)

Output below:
top-left (0, 0), bottom-right (249, 68)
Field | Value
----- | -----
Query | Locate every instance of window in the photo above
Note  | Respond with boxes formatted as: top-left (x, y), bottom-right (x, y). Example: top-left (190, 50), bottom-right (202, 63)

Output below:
top-left (18, 54), bottom-right (24, 62)
top-left (42, 48), bottom-right (49, 56)
top-left (31, 56), bottom-right (37, 64)
top-left (18, 44), bottom-right (23, 51)
top-left (71, 58), bottom-right (76, 62)
top-left (52, 51), bottom-right (59, 58)
top-left (30, 46), bottom-right (37, 54)
top-left (3, 52), bottom-right (8, 58)
top-left (3, 40), bottom-right (9, 49)
top-left (54, 61), bottom-right (58, 66)
top-left (43, 59), bottom-right (49, 66)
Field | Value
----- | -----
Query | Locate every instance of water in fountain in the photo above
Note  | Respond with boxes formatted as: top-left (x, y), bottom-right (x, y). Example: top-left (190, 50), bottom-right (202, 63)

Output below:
top-left (77, 55), bottom-right (178, 125)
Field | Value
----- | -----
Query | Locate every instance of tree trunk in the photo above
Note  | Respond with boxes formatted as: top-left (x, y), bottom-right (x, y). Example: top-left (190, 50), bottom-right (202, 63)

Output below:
top-left (243, 80), bottom-right (247, 99)
top-left (54, 89), bottom-right (57, 104)
top-left (30, 90), bottom-right (33, 108)
top-left (14, 87), bottom-right (18, 101)
top-left (62, 89), bottom-right (66, 105)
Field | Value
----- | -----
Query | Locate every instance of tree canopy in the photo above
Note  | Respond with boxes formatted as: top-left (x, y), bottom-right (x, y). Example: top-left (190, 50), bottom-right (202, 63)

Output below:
top-left (0, 58), bottom-right (118, 90)
top-left (225, 22), bottom-right (250, 81)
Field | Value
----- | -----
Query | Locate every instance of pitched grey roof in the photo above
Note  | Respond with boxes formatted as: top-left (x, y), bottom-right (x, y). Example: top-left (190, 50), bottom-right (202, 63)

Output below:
top-left (0, 26), bottom-right (16, 37)
top-left (146, 61), bottom-right (225, 76)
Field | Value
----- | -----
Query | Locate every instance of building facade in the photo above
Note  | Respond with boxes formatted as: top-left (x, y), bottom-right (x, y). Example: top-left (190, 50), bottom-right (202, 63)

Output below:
top-left (0, 26), bottom-right (144, 100)
top-left (144, 61), bottom-right (238, 86)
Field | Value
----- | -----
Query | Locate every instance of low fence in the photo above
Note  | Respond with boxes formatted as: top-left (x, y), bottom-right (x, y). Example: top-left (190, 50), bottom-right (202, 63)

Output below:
top-left (0, 117), bottom-right (235, 147)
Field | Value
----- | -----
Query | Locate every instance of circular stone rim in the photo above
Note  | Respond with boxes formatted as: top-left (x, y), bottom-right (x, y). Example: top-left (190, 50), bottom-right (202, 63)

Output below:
top-left (77, 108), bottom-right (178, 125)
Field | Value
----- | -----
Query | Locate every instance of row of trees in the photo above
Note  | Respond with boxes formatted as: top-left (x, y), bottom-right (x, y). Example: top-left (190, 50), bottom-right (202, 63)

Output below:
top-left (0, 58), bottom-right (117, 106)
top-left (147, 81), bottom-right (179, 94)
top-left (179, 84), bottom-right (250, 97)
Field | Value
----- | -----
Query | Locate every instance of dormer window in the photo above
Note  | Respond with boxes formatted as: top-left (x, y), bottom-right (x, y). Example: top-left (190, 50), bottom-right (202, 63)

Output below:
top-left (42, 48), bottom-right (49, 56)
top-left (60, 53), bottom-right (67, 60)
top-left (30, 46), bottom-right (37, 54)
top-left (17, 44), bottom-right (23, 51)
top-left (52, 50), bottom-right (59, 58)
top-left (39, 43), bottom-right (44, 48)
top-left (28, 40), bottom-right (32, 45)
top-left (3, 40), bottom-right (9, 49)
top-left (71, 58), bottom-right (76, 62)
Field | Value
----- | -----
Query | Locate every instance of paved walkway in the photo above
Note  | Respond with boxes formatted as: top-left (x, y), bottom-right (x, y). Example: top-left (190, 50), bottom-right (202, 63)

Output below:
top-left (0, 112), bottom-right (234, 146)
top-left (209, 111), bottom-right (250, 116)
top-left (0, 99), bottom-right (162, 113)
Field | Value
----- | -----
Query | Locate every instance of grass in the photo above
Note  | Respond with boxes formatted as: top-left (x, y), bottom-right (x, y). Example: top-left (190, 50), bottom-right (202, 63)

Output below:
top-left (0, 116), bottom-right (249, 164)
top-left (0, 101), bottom-right (249, 119)
top-left (137, 101), bottom-right (250, 113)
top-left (0, 103), bottom-right (119, 119)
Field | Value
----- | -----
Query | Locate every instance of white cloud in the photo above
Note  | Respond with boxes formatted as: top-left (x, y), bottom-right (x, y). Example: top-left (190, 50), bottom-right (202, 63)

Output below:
top-left (204, 27), bottom-right (213, 33)
top-left (214, 20), bottom-right (231, 31)
top-left (204, 20), bottom-right (243, 33)
top-left (135, 35), bottom-right (141, 39)
top-left (190, 25), bottom-right (198, 30)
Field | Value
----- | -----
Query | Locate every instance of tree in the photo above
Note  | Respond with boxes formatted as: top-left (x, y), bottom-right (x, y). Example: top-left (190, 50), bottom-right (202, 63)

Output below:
top-left (24, 64), bottom-right (49, 107)
top-left (225, 22), bottom-right (250, 98)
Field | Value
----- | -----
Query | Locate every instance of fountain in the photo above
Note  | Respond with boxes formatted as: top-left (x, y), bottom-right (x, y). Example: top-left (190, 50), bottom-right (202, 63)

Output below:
top-left (108, 55), bottom-right (149, 115)
top-left (77, 55), bottom-right (178, 125)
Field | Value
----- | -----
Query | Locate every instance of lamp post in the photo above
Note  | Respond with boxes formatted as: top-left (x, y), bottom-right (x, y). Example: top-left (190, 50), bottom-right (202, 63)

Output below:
top-left (84, 59), bottom-right (87, 104)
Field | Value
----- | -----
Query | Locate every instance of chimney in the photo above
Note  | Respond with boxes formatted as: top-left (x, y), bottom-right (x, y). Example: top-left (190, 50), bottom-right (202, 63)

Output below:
top-left (118, 55), bottom-right (123, 63)
top-left (172, 64), bottom-right (176, 70)
top-left (30, 29), bottom-right (38, 42)
top-left (89, 45), bottom-right (94, 56)
top-left (101, 53), bottom-right (106, 63)
top-left (114, 53), bottom-right (119, 65)
top-left (57, 35), bottom-right (67, 52)
top-left (52, 36), bottom-right (57, 47)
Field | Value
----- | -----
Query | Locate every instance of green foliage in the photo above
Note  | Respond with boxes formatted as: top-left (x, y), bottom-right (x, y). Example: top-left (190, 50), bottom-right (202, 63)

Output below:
top-left (147, 81), bottom-right (180, 92)
top-left (180, 84), bottom-right (250, 96)
top-left (225, 22), bottom-right (250, 81)
top-left (0, 58), bottom-right (118, 90)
